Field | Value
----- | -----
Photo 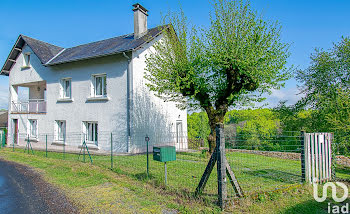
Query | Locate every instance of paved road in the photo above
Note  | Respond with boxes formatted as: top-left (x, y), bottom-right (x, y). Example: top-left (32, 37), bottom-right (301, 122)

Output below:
top-left (0, 159), bottom-right (77, 214)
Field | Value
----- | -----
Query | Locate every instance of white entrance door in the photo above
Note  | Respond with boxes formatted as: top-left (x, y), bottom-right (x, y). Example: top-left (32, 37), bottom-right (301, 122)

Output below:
top-left (176, 121), bottom-right (183, 150)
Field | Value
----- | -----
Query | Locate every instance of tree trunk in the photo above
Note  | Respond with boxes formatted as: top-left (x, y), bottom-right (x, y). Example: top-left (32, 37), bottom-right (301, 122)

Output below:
top-left (207, 114), bottom-right (225, 153)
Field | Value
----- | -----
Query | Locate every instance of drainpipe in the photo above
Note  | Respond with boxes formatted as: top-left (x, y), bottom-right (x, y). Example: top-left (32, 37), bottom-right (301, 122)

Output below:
top-left (123, 52), bottom-right (132, 153)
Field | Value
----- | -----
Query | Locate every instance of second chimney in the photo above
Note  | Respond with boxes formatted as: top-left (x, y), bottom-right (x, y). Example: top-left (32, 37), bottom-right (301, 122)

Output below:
top-left (133, 3), bottom-right (148, 39)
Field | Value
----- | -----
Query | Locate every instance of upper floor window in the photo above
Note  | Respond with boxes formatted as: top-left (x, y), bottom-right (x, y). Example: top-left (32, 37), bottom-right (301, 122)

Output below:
top-left (60, 78), bottom-right (71, 99)
top-left (92, 74), bottom-right (107, 97)
top-left (23, 52), bottom-right (31, 68)
top-left (28, 119), bottom-right (38, 139)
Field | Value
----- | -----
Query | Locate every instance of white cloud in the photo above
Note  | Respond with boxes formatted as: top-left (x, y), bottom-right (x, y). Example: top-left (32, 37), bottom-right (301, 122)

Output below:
top-left (257, 87), bottom-right (304, 108)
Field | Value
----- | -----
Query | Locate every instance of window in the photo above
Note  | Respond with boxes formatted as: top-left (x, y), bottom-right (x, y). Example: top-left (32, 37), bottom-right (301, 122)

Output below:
top-left (92, 74), bottom-right (107, 97)
top-left (28, 119), bottom-right (38, 139)
top-left (55, 120), bottom-right (66, 141)
top-left (83, 122), bottom-right (98, 145)
top-left (60, 78), bottom-right (72, 99)
top-left (23, 52), bottom-right (31, 67)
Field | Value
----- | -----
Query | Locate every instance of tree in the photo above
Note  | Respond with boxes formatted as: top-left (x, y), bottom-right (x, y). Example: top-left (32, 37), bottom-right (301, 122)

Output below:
top-left (224, 109), bottom-right (281, 150)
top-left (296, 37), bottom-right (350, 109)
top-left (145, 0), bottom-right (291, 152)
top-left (280, 37), bottom-right (350, 154)
top-left (187, 112), bottom-right (211, 148)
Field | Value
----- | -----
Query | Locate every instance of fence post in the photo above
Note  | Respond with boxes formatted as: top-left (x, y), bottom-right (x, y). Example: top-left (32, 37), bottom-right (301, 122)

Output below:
top-left (1, 132), bottom-right (3, 149)
top-left (46, 135), bottom-right (48, 158)
top-left (111, 133), bottom-right (113, 169)
top-left (3, 131), bottom-right (5, 147)
top-left (12, 133), bottom-right (14, 152)
top-left (146, 135), bottom-right (150, 179)
top-left (83, 140), bottom-right (86, 163)
top-left (216, 123), bottom-right (227, 210)
top-left (27, 134), bottom-right (30, 154)
top-left (63, 135), bottom-right (65, 160)
top-left (300, 131), bottom-right (306, 183)
top-left (331, 133), bottom-right (336, 180)
top-left (164, 162), bottom-right (167, 186)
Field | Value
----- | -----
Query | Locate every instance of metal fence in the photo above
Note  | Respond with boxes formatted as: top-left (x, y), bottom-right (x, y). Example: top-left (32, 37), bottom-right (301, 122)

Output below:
top-left (3, 127), bottom-right (346, 209)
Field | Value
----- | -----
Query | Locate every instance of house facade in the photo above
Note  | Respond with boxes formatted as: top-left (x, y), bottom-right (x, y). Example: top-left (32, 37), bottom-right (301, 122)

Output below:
top-left (0, 4), bottom-right (187, 153)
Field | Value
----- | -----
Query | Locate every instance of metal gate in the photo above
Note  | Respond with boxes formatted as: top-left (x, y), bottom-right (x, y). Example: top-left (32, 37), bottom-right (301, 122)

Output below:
top-left (304, 133), bottom-right (333, 183)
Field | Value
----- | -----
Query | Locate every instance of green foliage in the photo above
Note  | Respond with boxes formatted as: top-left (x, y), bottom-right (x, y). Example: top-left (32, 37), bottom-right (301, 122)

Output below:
top-left (274, 103), bottom-right (314, 132)
top-left (224, 109), bottom-right (282, 150)
top-left (313, 89), bottom-right (350, 154)
top-left (145, 0), bottom-right (291, 152)
top-left (187, 112), bottom-right (210, 142)
top-left (188, 109), bottom-right (295, 150)
top-left (275, 37), bottom-right (350, 155)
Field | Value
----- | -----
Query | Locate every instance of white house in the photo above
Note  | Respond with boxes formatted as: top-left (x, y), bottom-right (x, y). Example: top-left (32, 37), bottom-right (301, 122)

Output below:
top-left (0, 3), bottom-right (188, 153)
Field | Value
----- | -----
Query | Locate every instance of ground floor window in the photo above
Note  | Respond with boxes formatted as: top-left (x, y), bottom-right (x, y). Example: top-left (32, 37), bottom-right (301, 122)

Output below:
top-left (83, 122), bottom-right (98, 145)
top-left (55, 120), bottom-right (66, 141)
top-left (28, 119), bottom-right (38, 139)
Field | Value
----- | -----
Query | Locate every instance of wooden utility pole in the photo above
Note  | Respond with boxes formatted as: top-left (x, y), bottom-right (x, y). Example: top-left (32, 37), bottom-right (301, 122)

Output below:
top-left (217, 123), bottom-right (227, 209)
top-left (195, 123), bottom-right (243, 210)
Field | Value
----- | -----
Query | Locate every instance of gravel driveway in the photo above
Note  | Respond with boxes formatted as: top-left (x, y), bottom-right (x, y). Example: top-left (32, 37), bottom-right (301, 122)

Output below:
top-left (0, 158), bottom-right (77, 214)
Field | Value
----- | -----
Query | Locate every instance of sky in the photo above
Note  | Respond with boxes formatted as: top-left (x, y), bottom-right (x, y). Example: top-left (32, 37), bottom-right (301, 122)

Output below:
top-left (0, 0), bottom-right (350, 109)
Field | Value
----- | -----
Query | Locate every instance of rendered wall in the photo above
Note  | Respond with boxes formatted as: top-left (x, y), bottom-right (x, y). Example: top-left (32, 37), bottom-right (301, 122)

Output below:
top-left (8, 45), bottom-right (129, 152)
top-left (130, 35), bottom-right (188, 152)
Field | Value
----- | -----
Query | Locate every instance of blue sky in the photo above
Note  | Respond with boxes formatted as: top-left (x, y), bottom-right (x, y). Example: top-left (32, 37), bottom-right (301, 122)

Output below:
top-left (0, 0), bottom-right (349, 109)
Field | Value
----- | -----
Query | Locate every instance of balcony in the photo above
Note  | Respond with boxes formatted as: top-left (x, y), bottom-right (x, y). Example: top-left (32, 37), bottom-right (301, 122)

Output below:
top-left (12, 99), bottom-right (47, 114)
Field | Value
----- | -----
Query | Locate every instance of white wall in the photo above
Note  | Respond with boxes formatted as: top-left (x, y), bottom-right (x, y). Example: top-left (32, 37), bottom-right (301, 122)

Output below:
top-left (130, 35), bottom-right (188, 152)
top-left (7, 37), bottom-right (188, 153)
top-left (8, 45), bottom-right (129, 152)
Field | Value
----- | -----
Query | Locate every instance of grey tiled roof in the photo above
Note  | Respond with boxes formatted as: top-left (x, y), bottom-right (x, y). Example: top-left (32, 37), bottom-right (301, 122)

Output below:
top-left (1, 25), bottom-right (166, 75)
top-left (0, 35), bottom-right (64, 76)
top-left (47, 26), bottom-right (166, 65)
top-left (22, 36), bottom-right (64, 64)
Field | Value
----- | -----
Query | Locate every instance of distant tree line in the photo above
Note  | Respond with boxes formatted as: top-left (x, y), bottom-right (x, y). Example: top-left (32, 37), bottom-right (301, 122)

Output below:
top-left (188, 107), bottom-right (349, 155)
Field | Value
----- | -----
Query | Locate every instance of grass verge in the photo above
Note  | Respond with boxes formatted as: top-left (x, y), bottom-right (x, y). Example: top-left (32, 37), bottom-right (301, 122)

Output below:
top-left (0, 148), bottom-right (348, 213)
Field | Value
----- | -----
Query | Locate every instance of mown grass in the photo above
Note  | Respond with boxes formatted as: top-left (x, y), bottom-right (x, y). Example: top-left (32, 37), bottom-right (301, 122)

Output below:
top-left (0, 147), bottom-right (348, 213)
top-left (14, 148), bottom-right (304, 196)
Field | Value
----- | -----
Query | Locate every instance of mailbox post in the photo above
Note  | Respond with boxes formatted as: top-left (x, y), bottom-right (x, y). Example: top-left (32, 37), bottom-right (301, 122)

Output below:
top-left (145, 135), bottom-right (150, 178)
top-left (153, 146), bottom-right (176, 186)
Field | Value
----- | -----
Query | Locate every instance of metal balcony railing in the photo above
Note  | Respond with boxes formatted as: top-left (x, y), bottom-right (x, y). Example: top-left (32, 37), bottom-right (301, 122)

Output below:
top-left (12, 99), bottom-right (47, 113)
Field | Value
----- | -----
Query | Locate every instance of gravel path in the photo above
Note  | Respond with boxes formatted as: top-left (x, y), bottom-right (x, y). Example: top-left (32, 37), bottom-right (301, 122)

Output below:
top-left (0, 158), bottom-right (78, 214)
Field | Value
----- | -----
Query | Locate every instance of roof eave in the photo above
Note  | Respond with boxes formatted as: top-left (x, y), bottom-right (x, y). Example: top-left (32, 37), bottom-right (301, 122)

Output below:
top-left (0, 35), bottom-right (23, 76)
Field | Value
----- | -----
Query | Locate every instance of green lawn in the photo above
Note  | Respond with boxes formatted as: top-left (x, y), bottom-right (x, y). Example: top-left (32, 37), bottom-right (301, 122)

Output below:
top-left (0, 147), bottom-right (348, 213)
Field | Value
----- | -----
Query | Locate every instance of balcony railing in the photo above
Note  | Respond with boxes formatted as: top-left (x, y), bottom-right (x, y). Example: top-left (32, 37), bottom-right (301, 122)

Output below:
top-left (12, 99), bottom-right (47, 113)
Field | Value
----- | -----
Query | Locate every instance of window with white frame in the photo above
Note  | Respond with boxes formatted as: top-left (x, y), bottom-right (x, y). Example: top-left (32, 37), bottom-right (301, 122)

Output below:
top-left (28, 119), bottom-right (38, 138)
top-left (92, 74), bottom-right (107, 97)
top-left (55, 120), bottom-right (66, 141)
top-left (60, 78), bottom-right (71, 99)
top-left (83, 122), bottom-right (98, 145)
top-left (23, 52), bottom-right (31, 67)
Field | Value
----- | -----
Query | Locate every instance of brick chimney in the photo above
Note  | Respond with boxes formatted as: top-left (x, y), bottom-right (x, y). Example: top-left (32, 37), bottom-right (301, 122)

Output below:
top-left (133, 3), bottom-right (148, 39)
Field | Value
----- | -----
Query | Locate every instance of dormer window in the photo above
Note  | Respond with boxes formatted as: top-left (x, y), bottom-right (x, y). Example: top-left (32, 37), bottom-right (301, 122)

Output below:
top-left (23, 52), bottom-right (31, 68)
